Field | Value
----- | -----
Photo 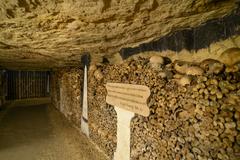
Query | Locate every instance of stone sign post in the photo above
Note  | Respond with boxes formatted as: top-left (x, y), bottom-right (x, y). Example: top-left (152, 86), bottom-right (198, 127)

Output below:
top-left (81, 65), bottom-right (89, 137)
top-left (106, 83), bottom-right (150, 160)
top-left (81, 54), bottom-right (90, 137)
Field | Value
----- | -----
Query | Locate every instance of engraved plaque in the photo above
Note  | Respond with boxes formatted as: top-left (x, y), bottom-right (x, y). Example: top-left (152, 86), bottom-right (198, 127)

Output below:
top-left (106, 83), bottom-right (150, 117)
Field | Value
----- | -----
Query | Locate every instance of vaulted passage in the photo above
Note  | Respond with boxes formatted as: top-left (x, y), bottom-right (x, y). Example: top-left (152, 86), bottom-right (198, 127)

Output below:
top-left (0, 1), bottom-right (240, 160)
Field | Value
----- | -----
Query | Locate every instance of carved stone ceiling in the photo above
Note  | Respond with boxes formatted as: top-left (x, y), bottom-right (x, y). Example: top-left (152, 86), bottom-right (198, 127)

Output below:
top-left (0, 0), bottom-right (238, 69)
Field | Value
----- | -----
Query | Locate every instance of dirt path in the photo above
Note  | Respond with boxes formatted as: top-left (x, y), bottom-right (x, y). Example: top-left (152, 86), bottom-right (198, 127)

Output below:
top-left (0, 99), bottom-right (108, 160)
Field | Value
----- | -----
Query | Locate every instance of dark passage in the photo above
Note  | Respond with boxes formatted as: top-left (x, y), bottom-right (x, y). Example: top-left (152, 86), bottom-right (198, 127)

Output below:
top-left (6, 71), bottom-right (50, 100)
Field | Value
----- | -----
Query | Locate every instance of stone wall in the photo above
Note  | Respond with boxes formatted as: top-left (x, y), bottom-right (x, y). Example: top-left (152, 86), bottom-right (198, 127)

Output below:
top-left (119, 7), bottom-right (240, 60)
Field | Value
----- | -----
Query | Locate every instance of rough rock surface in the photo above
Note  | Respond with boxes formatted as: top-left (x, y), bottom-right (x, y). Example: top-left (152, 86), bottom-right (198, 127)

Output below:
top-left (0, 0), bottom-right (238, 68)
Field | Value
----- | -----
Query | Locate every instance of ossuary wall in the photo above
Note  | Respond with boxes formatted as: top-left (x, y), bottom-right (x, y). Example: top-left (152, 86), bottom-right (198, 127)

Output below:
top-left (51, 46), bottom-right (240, 160)
top-left (50, 7), bottom-right (240, 160)
top-left (51, 68), bottom-right (83, 127)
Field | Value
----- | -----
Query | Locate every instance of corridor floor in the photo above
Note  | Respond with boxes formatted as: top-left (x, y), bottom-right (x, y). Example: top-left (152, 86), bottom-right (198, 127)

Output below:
top-left (0, 99), bottom-right (108, 160)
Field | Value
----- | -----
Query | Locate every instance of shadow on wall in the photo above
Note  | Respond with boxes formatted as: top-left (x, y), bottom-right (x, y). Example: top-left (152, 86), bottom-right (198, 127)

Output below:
top-left (120, 7), bottom-right (240, 59)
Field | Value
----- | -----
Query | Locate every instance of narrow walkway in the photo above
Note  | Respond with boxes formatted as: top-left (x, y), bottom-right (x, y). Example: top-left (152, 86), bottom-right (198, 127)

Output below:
top-left (0, 99), bottom-right (107, 160)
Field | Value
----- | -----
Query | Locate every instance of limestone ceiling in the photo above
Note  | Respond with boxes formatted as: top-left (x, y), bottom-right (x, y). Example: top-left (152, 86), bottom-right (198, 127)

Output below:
top-left (0, 0), bottom-right (238, 69)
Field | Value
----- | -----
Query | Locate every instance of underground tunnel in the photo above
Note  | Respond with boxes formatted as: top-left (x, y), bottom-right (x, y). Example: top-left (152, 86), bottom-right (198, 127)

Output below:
top-left (0, 0), bottom-right (240, 160)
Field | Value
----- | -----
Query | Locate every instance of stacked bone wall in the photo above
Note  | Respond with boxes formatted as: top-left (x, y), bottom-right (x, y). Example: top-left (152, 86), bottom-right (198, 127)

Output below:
top-left (51, 68), bottom-right (83, 127)
top-left (51, 50), bottom-right (240, 160)
top-left (51, 42), bottom-right (240, 160)
top-left (88, 55), bottom-right (240, 160)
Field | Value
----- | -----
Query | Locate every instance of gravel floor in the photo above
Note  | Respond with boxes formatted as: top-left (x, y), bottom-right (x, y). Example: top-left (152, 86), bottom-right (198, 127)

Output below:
top-left (0, 99), bottom-right (108, 160)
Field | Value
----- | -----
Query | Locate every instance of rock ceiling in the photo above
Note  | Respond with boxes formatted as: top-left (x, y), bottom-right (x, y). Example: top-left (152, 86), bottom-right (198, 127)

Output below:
top-left (0, 0), bottom-right (238, 69)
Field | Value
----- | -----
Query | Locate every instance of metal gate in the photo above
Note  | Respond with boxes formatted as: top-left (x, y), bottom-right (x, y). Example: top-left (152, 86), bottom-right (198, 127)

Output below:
top-left (6, 71), bottom-right (50, 100)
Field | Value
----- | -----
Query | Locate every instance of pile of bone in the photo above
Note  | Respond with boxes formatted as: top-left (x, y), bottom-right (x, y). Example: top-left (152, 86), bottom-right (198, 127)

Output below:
top-left (52, 68), bottom-right (83, 126)
top-left (86, 49), bottom-right (240, 160)
top-left (129, 55), bottom-right (240, 160)
top-left (88, 65), bottom-right (117, 158)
